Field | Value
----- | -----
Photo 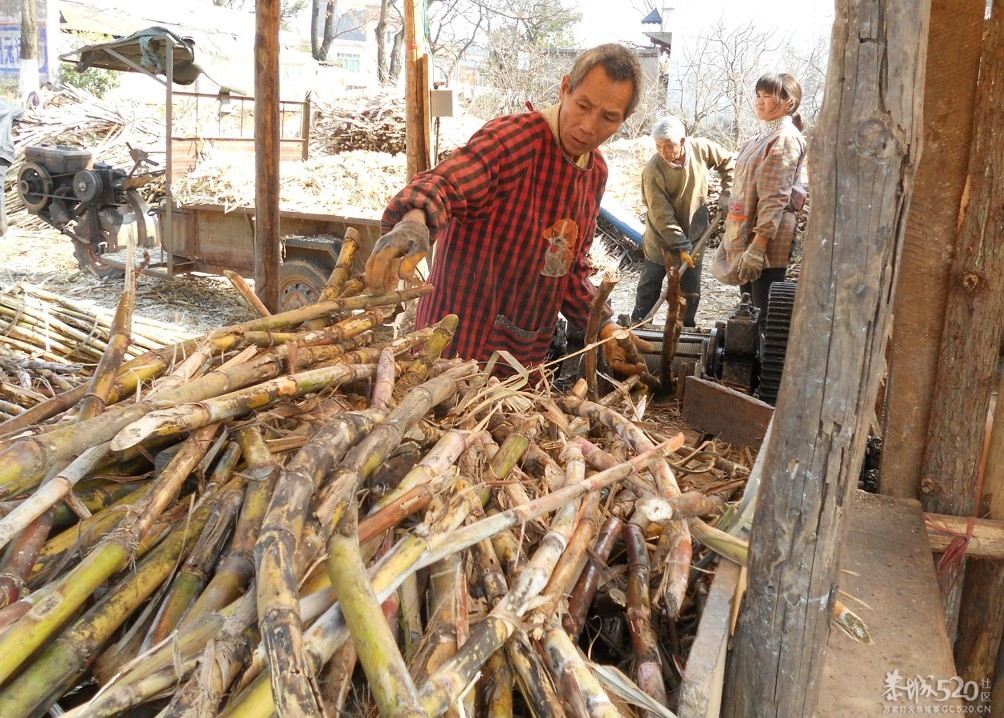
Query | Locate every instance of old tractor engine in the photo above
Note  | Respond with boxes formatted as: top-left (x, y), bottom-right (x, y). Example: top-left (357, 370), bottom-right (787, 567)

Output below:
top-left (17, 145), bottom-right (162, 277)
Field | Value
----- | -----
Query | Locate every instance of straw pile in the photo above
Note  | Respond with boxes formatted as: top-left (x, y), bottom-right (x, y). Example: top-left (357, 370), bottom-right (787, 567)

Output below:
top-left (311, 93), bottom-right (408, 156)
top-left (172, 150), bottom-right (406, 216)
top-left (0, 235), bottom-right (751, 717)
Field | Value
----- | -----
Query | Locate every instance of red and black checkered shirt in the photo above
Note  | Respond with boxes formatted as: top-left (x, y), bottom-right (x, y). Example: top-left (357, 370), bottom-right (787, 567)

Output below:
top-left (383, 110), bottom-right (611, 369)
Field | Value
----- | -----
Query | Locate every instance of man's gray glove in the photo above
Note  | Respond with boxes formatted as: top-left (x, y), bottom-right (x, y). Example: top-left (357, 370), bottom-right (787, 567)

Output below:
top-left (737, 243), bottom-right (766, 284)
top-left (364, 220), bottom-right (431, 294)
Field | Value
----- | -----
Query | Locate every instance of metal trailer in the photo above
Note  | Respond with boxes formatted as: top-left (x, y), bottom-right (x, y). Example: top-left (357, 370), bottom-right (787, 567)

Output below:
top-left (19, 26), bottom-right (381, 310)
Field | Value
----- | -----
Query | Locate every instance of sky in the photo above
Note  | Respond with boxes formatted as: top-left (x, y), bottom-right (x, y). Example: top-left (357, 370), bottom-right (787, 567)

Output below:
top-left (574, 0), bottom-right (836, 50)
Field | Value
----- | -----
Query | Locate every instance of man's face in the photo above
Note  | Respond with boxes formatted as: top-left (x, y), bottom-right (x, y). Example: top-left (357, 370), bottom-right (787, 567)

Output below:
top-left (558, 66), bottom-right (634, 158)
top-left (656, 137), bottom-right (686, 166)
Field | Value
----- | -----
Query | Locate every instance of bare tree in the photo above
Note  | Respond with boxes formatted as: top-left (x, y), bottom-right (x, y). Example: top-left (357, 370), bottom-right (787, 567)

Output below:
top-left (670, 19), bottom-right (781, 148)
top-left (783, 35), bottom-right (828, 129)
top-left (213, 0), bottom-right (307, 26)
top-left (310, 0), bottom-right (368, 61)
top-left (375, 0), bottom-right (405, 85)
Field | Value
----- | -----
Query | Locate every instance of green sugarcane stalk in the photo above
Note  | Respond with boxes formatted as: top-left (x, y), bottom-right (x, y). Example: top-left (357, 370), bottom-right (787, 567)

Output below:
top-left (327, 498), bottom-right (424, 717)
top-left (77, 259), bottom-right (136, 419)
top-left (394, 313), bottom-right (459, 393)
top-left (181, 426), bottom-right (278, 627)
top-left (62, 655), bottom-right (201, 718)
top-left (154, 590), bottom-right (260, 718)
top-left (225, 472), bottom-right (485, 718)
top-left (111, 362), bottom-right (378, 451)
top-left (0, 339), bottom-right (379, 490)
top-left (254, 405), bottom-right (392, 718)
top-left (543, 622), bottom-right (620, 718)
top-left (221, 427), bottom-right (514, 718)
top-left (144, 480), bottom-right (244, 648)
top-left (0, 423), bottom-right (222, 686)
top-left (624, 520), bottom-right (670, 709)
top-left (0, 480), bottom-right (226, 718)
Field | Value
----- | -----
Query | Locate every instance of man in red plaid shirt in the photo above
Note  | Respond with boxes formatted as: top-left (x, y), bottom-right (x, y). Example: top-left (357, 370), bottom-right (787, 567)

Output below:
top-left (365, 44), bottom-right (652, 377)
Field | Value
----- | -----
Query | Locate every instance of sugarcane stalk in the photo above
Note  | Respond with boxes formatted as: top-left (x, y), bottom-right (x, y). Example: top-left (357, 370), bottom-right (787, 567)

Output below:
top-left (0, 340), bottom-right (379, 489)
top-left (659, 254), bottom-right (685, 394)
top-left (394, 313), bottom-right (459, 393)
top-left (181, 426), bottom-right (278, 627)
top-left (224, 269), bottom-right (271, 317)
top-left (144, 479), bottom-right (243, 648)
top-left (584, 276), bottom-right (617, 400)
top-left (373, 346), bottom-right (397, 410)
top-left (564, 515), bottom-right (623, 639)
top-left (0, 422), bottom-right (223, 686)
top-left (624, 519), bottom-right (670, 710)
top-left (562, 397), bottom-right (692, 616)
top-left (0, 479), bottom-right (226, 718)
top-left (543, 622), bottom-right (620, 718)
top-left (407, 550), bottom-right (467, 693)
top-left (327, 498), bottom-right (424, 717)
top-left (417, 437), bottom-right (591, 715)
top-left (77, 257), bottom-right (136, 419)
top-left (305, 227), bottom-right (360, 330)
top-left (612, 329), bottom-right (660, 392)
top-left (688, 516), bottom-right (873, 644)
top-left (253, 394), bottom-right (398, 718)
top-left (478, 648), bottom-right (515, 718)
top-left (473, 533), bottom-right (566, 718)
top-left (0, 442), bottom-right (112, 549)
top-left (29, 481), bottom-right (154, 586)
top-left (302, 361), bottom-right (477, 573)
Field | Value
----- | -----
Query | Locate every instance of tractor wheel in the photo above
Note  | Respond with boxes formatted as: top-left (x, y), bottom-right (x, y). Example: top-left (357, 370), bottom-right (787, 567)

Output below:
top-left (279, 257), bottom-right (330, 311)
top-left (71, 239), bottom-right (122, 280)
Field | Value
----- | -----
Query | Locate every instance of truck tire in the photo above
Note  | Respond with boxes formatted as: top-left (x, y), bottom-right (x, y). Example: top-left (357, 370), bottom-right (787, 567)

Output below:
top-left (279, 257), bottom-right (330, 311)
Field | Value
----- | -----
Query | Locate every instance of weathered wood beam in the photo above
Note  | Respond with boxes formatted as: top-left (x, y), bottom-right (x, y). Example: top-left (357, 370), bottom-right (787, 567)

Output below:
top-left (722, 1), bottom-right (929, 715)
top-left (919, 0), bottom-right (1004, 641)
top-left (925, 512), bottom-right (1004, 559)
top-left (881, 0), bottom-right (983, 500)
top-left (254, 0), bottom-right (281, 313)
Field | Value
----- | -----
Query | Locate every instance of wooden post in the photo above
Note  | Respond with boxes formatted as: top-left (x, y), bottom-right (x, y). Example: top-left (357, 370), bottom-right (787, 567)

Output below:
top-left (921, 0), bottom-right (1004, 644)
top-left (880, 0), bottom-right (984, 500)
top-left (254, 0), bottom-right (282, 313)
top-left (722, 1), bottom-right (929, 716)
top-left (403, 0), bottom-right (431, 179)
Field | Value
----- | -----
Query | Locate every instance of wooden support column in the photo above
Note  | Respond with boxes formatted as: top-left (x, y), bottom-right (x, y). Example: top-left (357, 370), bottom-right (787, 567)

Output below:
top-left (403, 0), bottom-right (431, 179)
top-left (254, 0), bottom-right (281, 313)
top-left (881, 0), bottom-right (984, 500)
top-left (722, 1), bottom-right (929, 716)
top-left (920, 0), bottom-right (1004, 642)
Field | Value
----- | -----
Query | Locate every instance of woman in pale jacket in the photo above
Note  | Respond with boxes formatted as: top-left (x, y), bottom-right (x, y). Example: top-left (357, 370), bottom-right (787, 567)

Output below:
top-left (712, 73), bottom-right (806, 319)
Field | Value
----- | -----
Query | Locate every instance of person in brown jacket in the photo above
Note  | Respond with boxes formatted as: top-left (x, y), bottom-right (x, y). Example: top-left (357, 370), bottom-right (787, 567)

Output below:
top-left (631, 116), bottom-right (734, 326)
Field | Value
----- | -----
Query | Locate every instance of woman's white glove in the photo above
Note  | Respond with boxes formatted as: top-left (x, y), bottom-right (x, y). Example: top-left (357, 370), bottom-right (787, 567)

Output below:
top-left (737, 244), bottom-right (767, 284)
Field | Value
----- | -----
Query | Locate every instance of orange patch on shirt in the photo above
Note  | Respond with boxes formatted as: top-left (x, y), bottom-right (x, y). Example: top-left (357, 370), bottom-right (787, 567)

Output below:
top-left (540, 218), bottom-right (580, 277)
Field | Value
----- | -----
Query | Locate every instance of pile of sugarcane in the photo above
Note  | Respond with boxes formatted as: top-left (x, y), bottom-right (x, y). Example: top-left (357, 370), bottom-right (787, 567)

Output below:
top-left (0, 234), bottom-right (752, 718)
top-left (0, 282), bottom-right (192, 366)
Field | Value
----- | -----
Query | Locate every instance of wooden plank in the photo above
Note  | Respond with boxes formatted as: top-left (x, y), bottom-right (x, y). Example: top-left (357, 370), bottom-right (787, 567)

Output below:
top-left (678, 560), bottom-right (742, 718)
top-left (919, 0), bottom-right (1004, 640)
top-left (681, 376), bottom-right (772, 448)
top-left (721, 1), bottom-right (929, 715)
top-left (817, 493), bottom-right (961, 715)
top-left (881, 0), bottom-right (984, 500)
